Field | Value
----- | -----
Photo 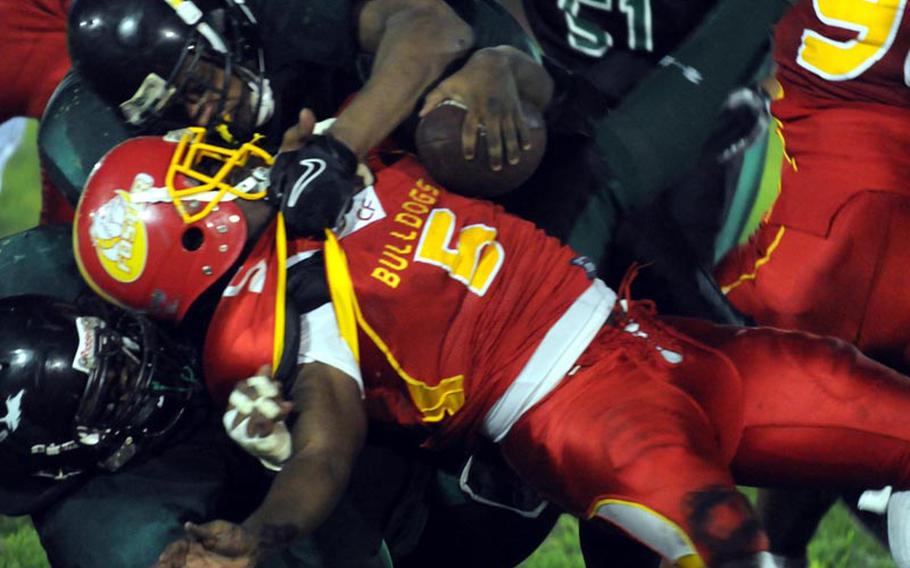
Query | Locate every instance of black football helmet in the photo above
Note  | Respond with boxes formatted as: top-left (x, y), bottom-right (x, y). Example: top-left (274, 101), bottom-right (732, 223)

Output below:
top-left (39, 72), bottom-right (136, 206)
top-left (0, 295), bottom-right (198, 485)
top-left (68, 0), bottom-right (273, 144)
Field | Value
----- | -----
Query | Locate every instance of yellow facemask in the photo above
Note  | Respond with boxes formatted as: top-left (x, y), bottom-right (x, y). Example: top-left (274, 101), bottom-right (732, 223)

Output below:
top-left (165, 127), bottom-right (275, 224)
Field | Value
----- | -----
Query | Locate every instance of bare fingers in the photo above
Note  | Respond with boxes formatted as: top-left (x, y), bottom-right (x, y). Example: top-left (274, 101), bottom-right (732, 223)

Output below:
top-left (279, 109), bottom-right (317, 153)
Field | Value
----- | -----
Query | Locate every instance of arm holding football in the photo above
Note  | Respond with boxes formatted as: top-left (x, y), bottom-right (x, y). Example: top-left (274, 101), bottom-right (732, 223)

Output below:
top-left (419, 45), bottom-right (553, 170)
top-left (329, 0), bottom-right (475, 159)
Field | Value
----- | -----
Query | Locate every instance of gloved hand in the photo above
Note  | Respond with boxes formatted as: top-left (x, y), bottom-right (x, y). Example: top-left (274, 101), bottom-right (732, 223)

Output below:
top-left (706, 86), bottom-right (771, 163)
top-left (268, 134), bottom-right (359, 239)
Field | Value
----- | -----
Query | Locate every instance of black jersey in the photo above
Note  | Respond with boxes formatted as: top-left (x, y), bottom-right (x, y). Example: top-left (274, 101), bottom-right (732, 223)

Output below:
top-left (447, 0), bottom-right (540, 57)
top-left (246, 0), bottom-right (361, 144)
top-left (523, 0), bottom-right (715, 72)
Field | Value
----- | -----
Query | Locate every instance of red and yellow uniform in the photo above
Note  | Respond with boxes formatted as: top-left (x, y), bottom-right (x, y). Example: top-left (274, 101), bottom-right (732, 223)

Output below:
top-left (206, 156), bottom-right (604, 442)
top-left (205, 155), bottom-right (910, 567)
top-left (716, 0), bottom-right (910, 367)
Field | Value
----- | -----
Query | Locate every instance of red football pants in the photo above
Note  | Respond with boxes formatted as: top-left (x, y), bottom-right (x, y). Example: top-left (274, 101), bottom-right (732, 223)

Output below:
top-left (500, 312), bottom-right (910, 566)
top-left (716, 192), bottom-right (910, 371)
top-left (716, 88), bottom-right (910, 372)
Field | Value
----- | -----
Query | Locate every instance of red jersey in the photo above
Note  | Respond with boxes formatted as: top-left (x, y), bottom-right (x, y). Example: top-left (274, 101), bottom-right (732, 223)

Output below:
top-left (765, 1), bottom-right (910, 234)
top-left (0, 0), bottom-right (71, 122)
top-left (326, 157), bottom-right (596, 442)
top-left (774, 0), bottom-right (910, 107)
top-left (204, 156), bottom-right (607, 446)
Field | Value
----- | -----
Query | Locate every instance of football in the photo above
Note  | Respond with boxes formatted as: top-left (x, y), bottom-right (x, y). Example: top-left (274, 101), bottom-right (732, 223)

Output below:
top-left (415, 100), bottom-right (547, 198)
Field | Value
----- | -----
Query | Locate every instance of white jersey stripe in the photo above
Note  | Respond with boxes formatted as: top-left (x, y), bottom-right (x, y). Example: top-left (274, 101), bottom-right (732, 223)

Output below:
top-left (483, 279), bottom-right (616, 442)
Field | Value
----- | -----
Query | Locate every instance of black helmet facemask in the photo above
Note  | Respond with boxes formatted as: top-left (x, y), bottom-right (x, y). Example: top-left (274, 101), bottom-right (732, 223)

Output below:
top-left (72, 307), bottom-right (197, 471)
top-left (0, 296), bottom-right (199, 480)
top-left (70, 0), bottom-right (273, 146)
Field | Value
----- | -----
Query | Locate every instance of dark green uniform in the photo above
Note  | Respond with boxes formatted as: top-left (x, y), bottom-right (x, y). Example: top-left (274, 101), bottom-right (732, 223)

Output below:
top-left (501, 0), bottom-right (794, 325)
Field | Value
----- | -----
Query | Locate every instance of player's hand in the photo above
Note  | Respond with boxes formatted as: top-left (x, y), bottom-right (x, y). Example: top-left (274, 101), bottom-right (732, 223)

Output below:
top-left (155, 539), bottom-right (245, 568)
top-left (223, 365), bottom-right (294, 470)
top-left (419, 47), bottom-right (537, 171)
top-left (279, 108), bottom-right (318, 153)
top-left (268, 129), bottom-right (359, 239)
top-left (706, 86), bottom-right (770, 163)
top-left (154, 521), bottom-right (261, 568)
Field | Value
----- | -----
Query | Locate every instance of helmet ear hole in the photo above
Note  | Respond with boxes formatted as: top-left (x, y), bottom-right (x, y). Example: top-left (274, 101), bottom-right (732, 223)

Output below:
top-left (182, 227), bottom-right (205, 251)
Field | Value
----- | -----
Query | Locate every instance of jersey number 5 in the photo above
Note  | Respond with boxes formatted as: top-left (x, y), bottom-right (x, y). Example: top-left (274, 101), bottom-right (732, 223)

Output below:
top-left (414, 209), bottom-right (504, 296)
top-left (797, 0), bottom-right (908, 83)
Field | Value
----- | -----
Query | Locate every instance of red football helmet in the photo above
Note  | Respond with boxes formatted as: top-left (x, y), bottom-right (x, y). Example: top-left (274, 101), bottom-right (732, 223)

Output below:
top-left (74, 128), bottom-right (274, 322)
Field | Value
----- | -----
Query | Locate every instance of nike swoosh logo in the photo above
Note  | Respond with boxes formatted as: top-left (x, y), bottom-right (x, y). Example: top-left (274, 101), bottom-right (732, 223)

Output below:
top-left (287, 158), bottom-right (327, 208)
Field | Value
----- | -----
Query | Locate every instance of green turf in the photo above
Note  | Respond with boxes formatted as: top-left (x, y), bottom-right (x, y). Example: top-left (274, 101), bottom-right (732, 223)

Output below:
top-left (0, 516), bottom-right (48, 568)
top-left (0, 506), bottom-right (896, 568)
top-left (0, 120), bottom-right (40, 240)
top-left (520, 516), bottom-right (584, 568)
top-left (0, 125), bottom-right (896, 567)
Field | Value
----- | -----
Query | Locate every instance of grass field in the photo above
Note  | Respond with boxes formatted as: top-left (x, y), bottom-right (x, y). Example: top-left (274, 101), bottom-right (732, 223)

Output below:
top-left (0, 508), bottom-right (895, 568)
top-left (0, 120), bottom-right (40, 239)
top-left (0, 122), bottom-right (896, 567)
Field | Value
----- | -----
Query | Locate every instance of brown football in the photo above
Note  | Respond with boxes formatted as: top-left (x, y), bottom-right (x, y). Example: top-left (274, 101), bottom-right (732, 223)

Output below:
top-left (415, 100), bottom-right (547, 198)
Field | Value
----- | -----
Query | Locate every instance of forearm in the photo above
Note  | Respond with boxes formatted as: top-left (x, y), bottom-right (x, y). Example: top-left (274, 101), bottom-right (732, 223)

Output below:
top-left (595, 0), bottom-right (791, 212)
top-left (239, 363), bottom-right (366, 552)
top-left (331, 1), bottom-right (474, 157)
top-left (242, 446), bottom-right (354, 549)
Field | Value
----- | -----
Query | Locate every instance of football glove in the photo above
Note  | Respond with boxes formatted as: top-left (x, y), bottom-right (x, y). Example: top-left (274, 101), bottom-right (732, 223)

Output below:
top-left (706, 86), bottom-right (770, 163)
top-left (269, 134), bottom-right (359, 239)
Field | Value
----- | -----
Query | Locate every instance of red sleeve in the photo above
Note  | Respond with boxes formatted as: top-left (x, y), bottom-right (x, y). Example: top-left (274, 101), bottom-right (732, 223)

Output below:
top-left (0, 0), bottom-right (71, 122)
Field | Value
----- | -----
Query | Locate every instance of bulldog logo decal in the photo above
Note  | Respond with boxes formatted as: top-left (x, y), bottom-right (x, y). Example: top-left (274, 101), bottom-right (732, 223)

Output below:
top-left (89, 174), bottom-right (152, 283)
